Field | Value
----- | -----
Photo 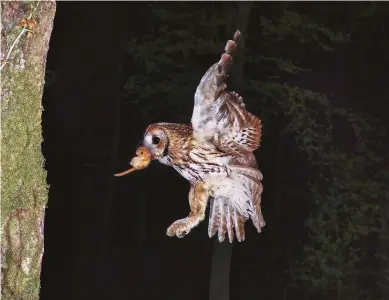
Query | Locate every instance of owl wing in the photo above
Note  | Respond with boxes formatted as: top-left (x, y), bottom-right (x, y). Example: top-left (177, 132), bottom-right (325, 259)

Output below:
top-left (208, 165), bottom-right (265, 243)
top-left (191, 30), bottom-right (262, 155)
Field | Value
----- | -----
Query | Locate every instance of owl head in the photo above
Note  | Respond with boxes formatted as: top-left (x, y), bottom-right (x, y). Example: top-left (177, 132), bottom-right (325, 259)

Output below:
top-left (141, 124), bottom-right (169, 160)
top-left (115, 123), bottom-right (192, 177)
top-left (139, 123), bottom-right (192, 159)
top-left (114, 124), bottom-right (170, 177)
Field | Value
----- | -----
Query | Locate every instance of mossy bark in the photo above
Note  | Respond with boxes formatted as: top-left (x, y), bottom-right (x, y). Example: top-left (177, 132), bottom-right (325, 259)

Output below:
top-left (1, 1), bottom-right (56, 299)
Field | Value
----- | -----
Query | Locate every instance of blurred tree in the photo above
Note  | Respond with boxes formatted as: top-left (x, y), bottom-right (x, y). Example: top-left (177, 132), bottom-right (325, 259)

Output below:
top-left (378, 196), bottom-right (389, 300)
top-left (1, 1), bottom-right (56, 300)
top-left (209, 6), bottom-right (252, 300)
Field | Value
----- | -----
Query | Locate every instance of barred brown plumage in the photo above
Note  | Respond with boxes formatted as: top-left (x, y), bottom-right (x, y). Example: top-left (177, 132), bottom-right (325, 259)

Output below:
top-left (116, 30), bottom-right (265, 242)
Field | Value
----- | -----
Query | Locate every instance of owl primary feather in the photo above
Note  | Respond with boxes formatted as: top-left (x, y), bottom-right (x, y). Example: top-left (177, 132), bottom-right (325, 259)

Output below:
top-left (116, 30), bottom-right (265, 243)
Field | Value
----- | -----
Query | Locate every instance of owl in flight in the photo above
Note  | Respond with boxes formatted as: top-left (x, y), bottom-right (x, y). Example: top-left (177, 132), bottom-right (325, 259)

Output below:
top-left (116, 30), bottom-right (265, 243)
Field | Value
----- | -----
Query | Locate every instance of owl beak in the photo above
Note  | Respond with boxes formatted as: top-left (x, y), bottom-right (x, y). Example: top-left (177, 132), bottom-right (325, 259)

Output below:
top-left (114, 146), bottom-right (152, 177)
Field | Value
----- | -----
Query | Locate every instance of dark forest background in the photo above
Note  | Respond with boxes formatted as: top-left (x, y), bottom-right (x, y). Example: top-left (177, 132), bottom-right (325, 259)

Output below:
top-left (39, 2), bottom-right (389, 300)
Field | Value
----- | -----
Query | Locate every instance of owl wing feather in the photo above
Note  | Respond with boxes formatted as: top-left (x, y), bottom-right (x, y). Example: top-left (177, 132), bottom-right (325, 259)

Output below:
top-left (192, 31), bottom-right (265, 242)
top-left (191, 30), bottom-right (262, 155)
top-left (230, 165), bottom-right (265, 232)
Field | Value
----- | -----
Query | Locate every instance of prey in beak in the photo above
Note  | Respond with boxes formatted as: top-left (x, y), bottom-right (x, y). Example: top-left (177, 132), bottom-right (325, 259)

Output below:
top-left (114, 146), bottom-right (151, 177)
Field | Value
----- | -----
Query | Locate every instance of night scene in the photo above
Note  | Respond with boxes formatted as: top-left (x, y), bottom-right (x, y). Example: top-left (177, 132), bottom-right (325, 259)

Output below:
top-left (1, 2), bottom-right (389, 300)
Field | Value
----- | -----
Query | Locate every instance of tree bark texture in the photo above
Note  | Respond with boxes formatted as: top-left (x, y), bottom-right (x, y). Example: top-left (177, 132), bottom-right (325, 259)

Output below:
top-left (378, 199), bottom-right (389, 300)
top-left (1, 1), bottom-right (56, 299)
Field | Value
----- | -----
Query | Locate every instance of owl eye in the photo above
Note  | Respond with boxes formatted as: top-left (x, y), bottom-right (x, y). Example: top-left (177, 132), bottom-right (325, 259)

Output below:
top-left (152, 136), bottom-right (160, 145)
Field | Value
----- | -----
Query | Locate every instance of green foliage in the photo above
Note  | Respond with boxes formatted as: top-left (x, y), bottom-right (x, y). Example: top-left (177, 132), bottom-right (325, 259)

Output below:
top-left (245, 8), bottom-right (386, 297)
top-left (122, 3), bottom-right (387, 299)
top-left (122, 3), bottom-right (233, 121)
top-left (288, 102), bottom-right (384, 298)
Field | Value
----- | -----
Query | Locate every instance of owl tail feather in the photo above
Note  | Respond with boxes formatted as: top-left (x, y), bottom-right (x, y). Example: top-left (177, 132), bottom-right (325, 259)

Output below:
top-left (251, 195), bottom-right (265, 233)
top-left (208, 198), bottom-right (246, 243)
top-left (208, 193), bottom-right (265, 243)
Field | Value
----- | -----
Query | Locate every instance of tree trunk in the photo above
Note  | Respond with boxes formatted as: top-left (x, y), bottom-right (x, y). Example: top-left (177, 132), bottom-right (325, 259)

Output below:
top-left (378, 199), bottom-right (389, 300)
top-left (1, 1), bottom-right (56, 299)
top-left (209, 3), bottom-right (252, 300)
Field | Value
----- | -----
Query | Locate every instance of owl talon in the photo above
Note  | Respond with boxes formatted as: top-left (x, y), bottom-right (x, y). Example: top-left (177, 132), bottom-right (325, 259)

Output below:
top-left (166, 219), bottom-right (192, 238)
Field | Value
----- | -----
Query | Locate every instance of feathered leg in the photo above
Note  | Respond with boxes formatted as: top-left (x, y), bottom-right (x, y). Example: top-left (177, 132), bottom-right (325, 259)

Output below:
top-left (167, 183), bottom-right (209, 238)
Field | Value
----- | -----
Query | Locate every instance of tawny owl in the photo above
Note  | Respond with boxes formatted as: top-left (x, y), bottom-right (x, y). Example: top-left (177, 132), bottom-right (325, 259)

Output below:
top-left (116, 30), bottom-right (265, 243)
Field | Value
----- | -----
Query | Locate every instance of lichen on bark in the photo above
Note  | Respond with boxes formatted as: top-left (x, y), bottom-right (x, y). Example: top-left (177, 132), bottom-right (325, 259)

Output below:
top-left (1, 1), bottom-right (56, 299)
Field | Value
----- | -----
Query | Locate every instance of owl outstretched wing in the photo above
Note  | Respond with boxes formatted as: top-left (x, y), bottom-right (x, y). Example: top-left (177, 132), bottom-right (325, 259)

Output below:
top-left (191, 30), bottom-right (262, 155)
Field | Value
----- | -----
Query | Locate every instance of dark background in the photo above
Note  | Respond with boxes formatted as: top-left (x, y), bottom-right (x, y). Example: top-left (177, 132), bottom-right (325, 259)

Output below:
top-left (39, 2), bottom-right (388, 300)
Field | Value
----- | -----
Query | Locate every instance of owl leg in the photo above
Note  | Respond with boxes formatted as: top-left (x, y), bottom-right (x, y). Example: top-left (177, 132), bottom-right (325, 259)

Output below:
top-left (166, 183), bottom-right (208, 238)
